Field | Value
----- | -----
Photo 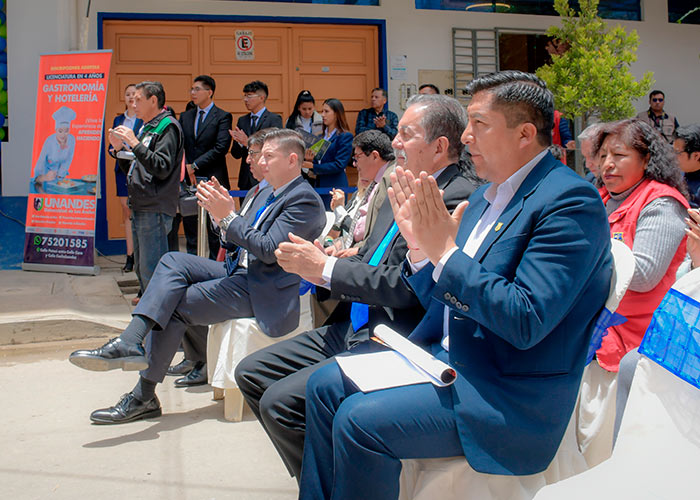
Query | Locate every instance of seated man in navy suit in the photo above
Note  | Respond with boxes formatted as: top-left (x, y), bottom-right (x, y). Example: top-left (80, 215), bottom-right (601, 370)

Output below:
top-left (68, 128), bottom-right (326, 425)
top-left (298, 71), bottom-right (613, 499)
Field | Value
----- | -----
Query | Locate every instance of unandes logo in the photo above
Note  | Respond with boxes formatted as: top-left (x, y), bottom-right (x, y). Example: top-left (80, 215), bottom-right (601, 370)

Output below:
top-left (33, 197), bottom-right (44, 211)
top-left (44, 198), bottom-right (97, 210)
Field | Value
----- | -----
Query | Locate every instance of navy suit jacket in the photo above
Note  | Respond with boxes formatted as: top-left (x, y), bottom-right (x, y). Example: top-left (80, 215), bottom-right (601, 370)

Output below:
top-left (405, 152), bottom-right (612, 475)
top-left (179, 104), bottom-right (233, 188)
top-left (312, 131), bottom-right (353, 189)
top-left (224, 176), bottom-right (326, 336)
top-left (230, 109), bottom-right (283, 190)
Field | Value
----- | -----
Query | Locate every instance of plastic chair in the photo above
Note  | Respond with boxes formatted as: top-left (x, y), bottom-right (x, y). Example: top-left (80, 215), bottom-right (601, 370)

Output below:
top-left (397, 239), bottom-right (635, 500)
top-left (207, 291), bottom-right (314, 421)
top-left (533, 267), bottom-right (700, 499)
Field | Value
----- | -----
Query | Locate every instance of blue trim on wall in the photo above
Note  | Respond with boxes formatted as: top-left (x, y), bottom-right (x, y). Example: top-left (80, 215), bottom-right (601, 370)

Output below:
top-left (96, 11), bottom-right (387, 255)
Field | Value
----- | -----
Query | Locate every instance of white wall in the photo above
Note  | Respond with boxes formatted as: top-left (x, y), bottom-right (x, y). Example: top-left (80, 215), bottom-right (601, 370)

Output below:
top-left (3, 0), bottom-right (700, 195)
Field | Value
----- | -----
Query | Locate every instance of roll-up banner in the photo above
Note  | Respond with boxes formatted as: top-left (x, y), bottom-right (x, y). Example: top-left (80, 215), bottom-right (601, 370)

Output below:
top-left (22, 50), bottom-right (112, 275)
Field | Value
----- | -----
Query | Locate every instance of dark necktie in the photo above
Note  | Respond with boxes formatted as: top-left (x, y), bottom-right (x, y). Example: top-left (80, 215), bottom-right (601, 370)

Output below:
top-left (196, 110), bottom-right (205, 138)
top-left (250, 114), bottom-right (258, 131)
top-left (343, 180), bottom-right (377, 249)
top-left (224, 192), bottom-right (276, 276)
top-left (349, 221), bottom-right (399, 331)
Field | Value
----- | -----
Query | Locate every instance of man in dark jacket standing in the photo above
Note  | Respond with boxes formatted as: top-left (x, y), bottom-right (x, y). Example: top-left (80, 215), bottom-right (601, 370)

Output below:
top-left (110, 81), bottom-right (183, 295)
top-left (230, 80), bottom-right (283, 190)
top-left (178, 75), bottom-right (232, 258)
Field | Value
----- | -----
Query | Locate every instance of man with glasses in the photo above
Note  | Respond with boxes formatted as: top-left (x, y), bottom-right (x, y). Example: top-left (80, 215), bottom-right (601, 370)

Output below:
top-left (176, 75), bottom-right (233, 258)
top-left (637, 90), bottom-right (679, 143)
top-left (230, 80), bottom-right (283, 190)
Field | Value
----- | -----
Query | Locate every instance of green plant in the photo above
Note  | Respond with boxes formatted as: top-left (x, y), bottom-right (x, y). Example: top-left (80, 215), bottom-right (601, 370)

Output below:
top-left (536, 0), bottom-right (653, 126)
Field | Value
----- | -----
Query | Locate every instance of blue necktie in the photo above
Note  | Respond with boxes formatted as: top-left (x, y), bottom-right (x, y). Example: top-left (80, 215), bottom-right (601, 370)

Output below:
top-left (349, 222), bottom-right (399, 331)
top-left (225, 192), bottom-right (275, 276)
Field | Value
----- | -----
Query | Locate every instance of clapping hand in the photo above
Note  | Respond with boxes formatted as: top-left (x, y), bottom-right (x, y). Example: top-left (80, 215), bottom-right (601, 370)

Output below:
top-left (196, 177), bottom-right (235, 224)
top-left (388, 166), bottom-right (469, 265)
top-left (686, 208), bottom-right (700, 269)
top-left (275, 233), bottom-right (328, 285)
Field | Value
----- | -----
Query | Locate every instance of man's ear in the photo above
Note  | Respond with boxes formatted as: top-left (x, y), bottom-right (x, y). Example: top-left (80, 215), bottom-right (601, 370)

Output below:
top-left (692, 151), bottom-right (700, 165)
top-left (519, 122), bottom-right (538, 147)
top-left (434, 136), bottom-right (449, 157)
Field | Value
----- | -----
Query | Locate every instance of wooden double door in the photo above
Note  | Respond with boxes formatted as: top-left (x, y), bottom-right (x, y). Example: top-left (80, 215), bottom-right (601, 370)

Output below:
top-left (102, 20), bottom-right (379, 239)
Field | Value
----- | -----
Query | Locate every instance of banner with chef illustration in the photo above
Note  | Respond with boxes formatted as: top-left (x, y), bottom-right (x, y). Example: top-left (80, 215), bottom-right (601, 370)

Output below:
top-left (23, 50), bottom-right (112, 274)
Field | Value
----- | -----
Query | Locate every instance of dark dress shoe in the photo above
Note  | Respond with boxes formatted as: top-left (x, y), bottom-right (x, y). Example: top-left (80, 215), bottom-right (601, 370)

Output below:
top-left (90, 392), bottom-right (161, 425)
top-left (69, 337), bottom-right (148, 372)
top-left (167, 358), bottom-right (196, 376)
top-left (122, 254), bottom-right (134, 272)
top-left (174, 363), bottom-right (208, 387)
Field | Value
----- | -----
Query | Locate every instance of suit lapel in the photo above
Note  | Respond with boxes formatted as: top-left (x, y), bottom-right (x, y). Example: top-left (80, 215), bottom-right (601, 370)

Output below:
top-left (196, 105), bottom-right (217, 139)
top-left (472, 153), bottom-right (557, 262)
top-left (256, 177), bottom-right (303, 227)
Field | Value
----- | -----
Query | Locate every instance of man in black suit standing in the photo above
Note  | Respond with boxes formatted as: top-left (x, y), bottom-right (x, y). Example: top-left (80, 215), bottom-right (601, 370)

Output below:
top-left (177, 75), bottom-right (233, 258)
top-left (230, 80), bottom-right (283, 190)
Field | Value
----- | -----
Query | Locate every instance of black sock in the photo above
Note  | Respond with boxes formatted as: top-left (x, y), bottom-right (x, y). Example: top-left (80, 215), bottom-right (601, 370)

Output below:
top-left (132, 376), bottom-right (157, 402)
top-left (119, 314), bottom-right (155, 346)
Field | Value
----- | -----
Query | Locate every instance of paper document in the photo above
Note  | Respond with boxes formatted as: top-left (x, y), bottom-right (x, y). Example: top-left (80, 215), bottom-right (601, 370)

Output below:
top-left (336, 324), bottom-right (457, 393)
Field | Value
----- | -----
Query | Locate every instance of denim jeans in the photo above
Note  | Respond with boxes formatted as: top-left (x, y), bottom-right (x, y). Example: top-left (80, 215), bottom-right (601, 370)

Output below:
top-left (131, 210), bottom-right (173, 293)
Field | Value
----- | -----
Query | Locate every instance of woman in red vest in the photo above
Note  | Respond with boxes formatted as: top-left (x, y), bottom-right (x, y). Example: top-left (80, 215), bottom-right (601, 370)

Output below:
top-left (595, 119), bottom-right (689, 371)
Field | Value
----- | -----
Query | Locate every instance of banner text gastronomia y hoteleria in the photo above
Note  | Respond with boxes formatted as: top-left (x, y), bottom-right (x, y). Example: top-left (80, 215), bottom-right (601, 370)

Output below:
top-left (23, 51), bottom-right (111, 274)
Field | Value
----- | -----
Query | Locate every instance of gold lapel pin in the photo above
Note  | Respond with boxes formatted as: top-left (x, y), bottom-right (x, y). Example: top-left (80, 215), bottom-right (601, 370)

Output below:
top-left (494, 222), bottom-right (503, 232)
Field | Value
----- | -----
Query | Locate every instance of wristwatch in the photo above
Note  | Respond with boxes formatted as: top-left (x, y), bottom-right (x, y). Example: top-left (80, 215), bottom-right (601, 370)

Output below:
top-left (219, 211), bottom-right (237, 233)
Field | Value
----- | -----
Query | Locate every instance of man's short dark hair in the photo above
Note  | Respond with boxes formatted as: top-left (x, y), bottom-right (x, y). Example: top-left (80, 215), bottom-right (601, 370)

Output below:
top-left (372, 87), bottom-right (387, 98)
top-left (405, 94), bottom-right (468, 162)
top-left (136, 81), bottom-right (166, 109)
top-left (676, 124), bottom-right (700, 154)
top-left (419, 83), bottom-right (440, 94)
top-left (649, 90), bottom-right (665, 99)
top-left (248, 129), bottom-right (270, 149)
top-left (466, 70), bottom-right (554, 147)
top-left (263, 128), bottom-right (305, 165)
top-left (352, 130), bottom-right (395, 162)
top-left (194, 75), bottom-right (216, 94)
top-left (244, 80), bottom-right (269, 98)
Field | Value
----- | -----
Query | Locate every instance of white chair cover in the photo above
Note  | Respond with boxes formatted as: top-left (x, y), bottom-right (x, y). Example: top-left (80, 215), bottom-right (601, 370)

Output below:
top-left (398, 239), bottom-right (635, 500)
top-left (534, 267), bottom-right (700, 499)
top-left (207, 292), bottom-right (314, 389)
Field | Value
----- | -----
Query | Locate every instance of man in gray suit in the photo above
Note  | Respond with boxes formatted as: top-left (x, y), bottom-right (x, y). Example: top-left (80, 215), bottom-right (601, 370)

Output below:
top-left (69, 129), bottom-right (326, 425)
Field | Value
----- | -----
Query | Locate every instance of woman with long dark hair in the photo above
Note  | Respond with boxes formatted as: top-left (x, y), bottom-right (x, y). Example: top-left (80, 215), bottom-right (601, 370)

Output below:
top-left (286, 90), bottom-right (323, 135)
top-left (303, 98), bottom-right (353, 206)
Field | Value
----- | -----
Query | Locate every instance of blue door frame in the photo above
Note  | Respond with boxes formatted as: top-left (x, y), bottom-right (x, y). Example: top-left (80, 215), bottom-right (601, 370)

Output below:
top-left (96, 11), bottom-right (387, 255)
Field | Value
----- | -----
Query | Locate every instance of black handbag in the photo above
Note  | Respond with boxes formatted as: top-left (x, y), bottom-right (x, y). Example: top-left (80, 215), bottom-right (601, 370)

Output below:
top-left (178, 182), bottom-right (198, 217)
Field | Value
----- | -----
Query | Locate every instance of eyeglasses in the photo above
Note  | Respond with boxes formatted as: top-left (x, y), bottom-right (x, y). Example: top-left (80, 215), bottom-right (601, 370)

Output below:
top-left (652, 98), bottom-right (664, 102)
top-left (674, 150), bottom-right (686, 156)
top-left (243, 93), bottom-right (262, 101)
top-left (248, 149), bottom-right (262, 158)
top-left (191, 86), bottom-right (208, 93)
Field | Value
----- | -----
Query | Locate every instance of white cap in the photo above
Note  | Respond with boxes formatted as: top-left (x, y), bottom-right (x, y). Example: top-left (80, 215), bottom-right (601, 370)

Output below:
top-left (52, 106), bottom-right (77, 130)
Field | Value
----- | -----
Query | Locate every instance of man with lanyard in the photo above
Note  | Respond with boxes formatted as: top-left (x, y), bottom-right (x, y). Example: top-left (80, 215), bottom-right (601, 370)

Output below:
top-left (109, 80), bottom-right (183, 297)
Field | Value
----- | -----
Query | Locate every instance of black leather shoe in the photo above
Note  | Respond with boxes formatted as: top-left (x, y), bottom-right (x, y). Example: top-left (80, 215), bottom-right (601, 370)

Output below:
top-left (174, 363), bottom-right (208, 387)
top-left (90, 392), bottom-right (161, 425)
top-left (69, 338), bottom-right (148, 372)
top-left (167, 358), bottom-right (196, 376)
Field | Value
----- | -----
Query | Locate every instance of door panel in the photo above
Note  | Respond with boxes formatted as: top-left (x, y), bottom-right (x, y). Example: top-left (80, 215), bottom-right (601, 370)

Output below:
top-left (102, 20), bottom-right (378, 240)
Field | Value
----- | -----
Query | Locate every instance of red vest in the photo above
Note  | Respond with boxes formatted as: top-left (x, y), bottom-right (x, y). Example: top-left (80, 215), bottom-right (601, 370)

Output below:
top-left (597, 179), bottom-right (689, 371)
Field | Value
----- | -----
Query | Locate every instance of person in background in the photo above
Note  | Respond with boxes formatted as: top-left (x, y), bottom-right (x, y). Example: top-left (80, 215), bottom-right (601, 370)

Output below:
top-left (285, 90), bottom-right (323, 136)
top-left (111, 84), bottom-right (142, 272)
top-left (304, 98), bottom-right (353, 208)
top-left (594, 118), bottom-right (689, 372)
top-left (230, 80), bottom-right (283, 190)
top-left (326, 130), bottom-right (394, 252)
top-left (579, 122), bottom-right (603, 184)
top-left (636, 90), bottom-right (679, 144)
top-left (418, 83), bottom-right (439, 95)
top-left (177, 75), bottom-right (233, 259)
top-left (674, 124), bottom-right (700, 207)
top-left (108, 81), bottom-right (184, 302)
top-left (355, 88), bottom-right (398, 139)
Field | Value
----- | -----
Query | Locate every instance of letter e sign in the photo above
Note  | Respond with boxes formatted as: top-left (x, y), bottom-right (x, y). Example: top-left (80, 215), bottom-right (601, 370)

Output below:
top-left (235, 30), bottom-right (255, 60)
